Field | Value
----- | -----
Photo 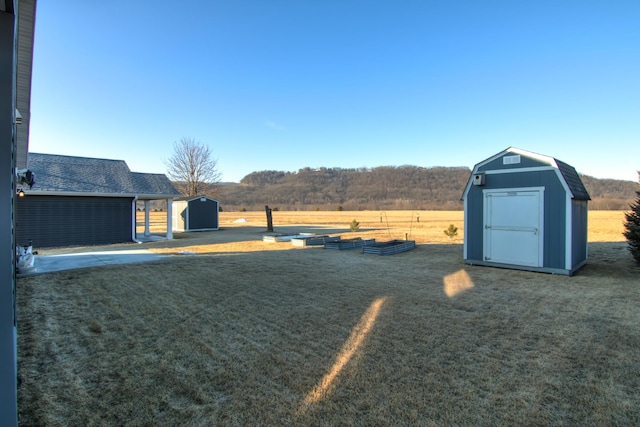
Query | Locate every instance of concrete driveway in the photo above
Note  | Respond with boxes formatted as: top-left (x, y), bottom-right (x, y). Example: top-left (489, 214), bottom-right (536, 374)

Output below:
top-left (19, 249), bottom-right (167, 276)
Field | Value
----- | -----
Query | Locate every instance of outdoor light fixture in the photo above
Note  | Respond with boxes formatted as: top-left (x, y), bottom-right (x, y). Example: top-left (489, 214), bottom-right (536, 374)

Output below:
top-left (17, 189), bottom-right (25, 197)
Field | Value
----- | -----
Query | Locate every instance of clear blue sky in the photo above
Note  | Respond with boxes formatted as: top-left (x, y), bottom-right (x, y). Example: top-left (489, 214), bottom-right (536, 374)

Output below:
top-left (29, 1), bottom-right (639, 183)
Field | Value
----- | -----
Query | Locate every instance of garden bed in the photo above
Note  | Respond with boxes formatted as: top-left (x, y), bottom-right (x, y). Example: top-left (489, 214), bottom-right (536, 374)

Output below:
top-left (291, 235), bottom-right (341, 247)
top-left (362, 239), bottom-right (416, 255)
top-left (324, 238), bottom-right (376, 250)
top-left (263, 233), bottom-right (314, 243)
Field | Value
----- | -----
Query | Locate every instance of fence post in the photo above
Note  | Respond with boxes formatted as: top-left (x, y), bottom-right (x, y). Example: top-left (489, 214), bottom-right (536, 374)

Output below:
top-left (265, 205), bottom-right (273, 232)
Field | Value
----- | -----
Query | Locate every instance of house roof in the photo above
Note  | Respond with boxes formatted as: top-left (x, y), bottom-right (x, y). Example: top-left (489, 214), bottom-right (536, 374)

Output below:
top-left (463, 147), bottom-right (591, 201)
top-left (25, 153), bottom-right (180, 199)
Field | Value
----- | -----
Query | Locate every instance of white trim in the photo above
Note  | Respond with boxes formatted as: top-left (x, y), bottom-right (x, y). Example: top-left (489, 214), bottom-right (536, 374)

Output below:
top-left (463, 196), bottom-right (468, 259)
top-left (555, 168), bottom-right (573, 199)
top-left (565, 200), bottom-right (572, 270)
top-left (485, 166), bottom-right (555, 175)
top-left (465, 260), bottom-right (574, 276)
top-left (166, 198), bottom-right (173, 240)
top-left (483, 186), bottom-right (545, 194)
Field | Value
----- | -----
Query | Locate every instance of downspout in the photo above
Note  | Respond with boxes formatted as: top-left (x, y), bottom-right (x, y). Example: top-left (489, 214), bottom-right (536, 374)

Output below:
top-left (132, 196), bottom-right (142, 243)
top-left (166, 198), bottom-right (173, 240)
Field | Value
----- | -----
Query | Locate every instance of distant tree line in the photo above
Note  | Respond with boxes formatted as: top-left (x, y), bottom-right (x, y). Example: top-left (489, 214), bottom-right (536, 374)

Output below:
top-left (217, 166), bottom-right (468, 211)
top-left (579, 176), bottom-right (638, 209)
top-left (202, 166), bottom-right (637, 211)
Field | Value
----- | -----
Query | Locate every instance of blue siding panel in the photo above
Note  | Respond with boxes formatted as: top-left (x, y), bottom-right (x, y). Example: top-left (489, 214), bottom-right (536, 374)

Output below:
top-left (187, 198), bottom-right (219, 230)
top-left (571, 200), bottom-right (589, 267)
top-left (465, 186), bottom-right (484, 261)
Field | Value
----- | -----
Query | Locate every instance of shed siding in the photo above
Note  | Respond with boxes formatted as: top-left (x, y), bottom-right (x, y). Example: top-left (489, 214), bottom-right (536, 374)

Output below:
top-left (465, 169), bottom-right (569, 269)
top-left (16, 196), bottom-right (133, 248)
top-left (172, 198), bottom-right (219, 231)
top-left (173, 200), bottom-right (188, 231)
top-left (571, 200), bottom-right (589, 268)
top-left (188, 198), bottom-right (218, 230)
top-left (465, 188), bottom-right (484, 261)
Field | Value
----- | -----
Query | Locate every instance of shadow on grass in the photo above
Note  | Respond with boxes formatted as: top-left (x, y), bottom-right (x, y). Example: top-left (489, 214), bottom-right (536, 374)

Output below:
top-left (580, 241), bottom-right (637, 279)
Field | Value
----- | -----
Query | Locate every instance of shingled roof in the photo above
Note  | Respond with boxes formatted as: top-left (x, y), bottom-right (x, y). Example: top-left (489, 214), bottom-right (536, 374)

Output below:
top-left (555, 159), bottom-right (591, 201)
top-left (25, 153), bottom-right (180, 199)
top-left (502, 147), bottom-right (591, 201)
top-left (462, 147), bottom-right (591, 201)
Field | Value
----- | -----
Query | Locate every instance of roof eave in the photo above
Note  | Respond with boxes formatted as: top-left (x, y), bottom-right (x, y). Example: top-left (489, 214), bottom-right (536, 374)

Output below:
top-left (22, 190), bottom-right (180, 199)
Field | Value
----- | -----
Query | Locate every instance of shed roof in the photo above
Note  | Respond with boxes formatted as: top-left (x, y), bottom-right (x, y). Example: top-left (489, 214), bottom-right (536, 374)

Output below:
top-left (464, 147), bottom-right (591, 200)
top-left (25, 153), bottom-right (180, 199)
top-left (554, 159), bottom-right (591, 200)
top-left (175, 196), bottom-right (219, 202)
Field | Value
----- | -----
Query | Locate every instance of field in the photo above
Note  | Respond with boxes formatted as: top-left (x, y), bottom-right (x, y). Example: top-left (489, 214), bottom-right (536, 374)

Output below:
top-left (137, 209), bottom-right (626, 245)
top-left (17, 211), bottom-right (639, 425)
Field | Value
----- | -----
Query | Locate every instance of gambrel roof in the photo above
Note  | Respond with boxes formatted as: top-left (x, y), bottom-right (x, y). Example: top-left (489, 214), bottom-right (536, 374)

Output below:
top-left (462, 147), bottom-right (591, 201)
top-left (554, 158), bottom-right (591, 201)
top-left (25, 153), bottom-right (180, 199)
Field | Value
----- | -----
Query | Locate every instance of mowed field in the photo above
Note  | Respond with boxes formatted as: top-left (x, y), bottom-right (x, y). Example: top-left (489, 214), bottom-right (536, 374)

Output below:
top-left (17, 211), bottom-right (638, 425)
top-left (138, 209), bottom-right (626, 245)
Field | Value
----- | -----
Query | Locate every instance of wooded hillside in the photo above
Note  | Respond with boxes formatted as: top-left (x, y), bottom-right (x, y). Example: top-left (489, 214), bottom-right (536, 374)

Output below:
top-left (200, 166), bottom-right (638, 211)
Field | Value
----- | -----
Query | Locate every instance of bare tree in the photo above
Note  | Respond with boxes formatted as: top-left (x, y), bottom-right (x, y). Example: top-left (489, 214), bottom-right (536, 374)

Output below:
top-left (165, 137), bottom-right (221, 197)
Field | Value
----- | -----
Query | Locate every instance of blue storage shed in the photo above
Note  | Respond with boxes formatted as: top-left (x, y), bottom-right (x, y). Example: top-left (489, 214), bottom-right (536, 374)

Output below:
top-left (172, 196), bottom-right (219, 232)
top-left (462, 147), bottom-right (590, 275)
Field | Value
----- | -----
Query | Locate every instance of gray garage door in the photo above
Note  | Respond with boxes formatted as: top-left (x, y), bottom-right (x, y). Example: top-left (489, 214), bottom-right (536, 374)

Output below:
top-left (16, 195), bottom-right (133, 248)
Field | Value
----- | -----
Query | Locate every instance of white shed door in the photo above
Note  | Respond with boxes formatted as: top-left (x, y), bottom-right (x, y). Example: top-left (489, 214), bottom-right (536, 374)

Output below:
top-left (483, 189), bottom-right (543, 267)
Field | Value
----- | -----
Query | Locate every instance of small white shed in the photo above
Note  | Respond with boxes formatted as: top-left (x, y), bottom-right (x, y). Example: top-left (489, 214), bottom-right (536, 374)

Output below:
top-left (172, 196), bottom-right (219, 232)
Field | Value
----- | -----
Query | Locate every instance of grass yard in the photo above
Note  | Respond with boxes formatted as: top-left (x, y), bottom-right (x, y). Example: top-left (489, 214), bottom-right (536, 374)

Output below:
top-left (17, 211), bottom-right (639, 425)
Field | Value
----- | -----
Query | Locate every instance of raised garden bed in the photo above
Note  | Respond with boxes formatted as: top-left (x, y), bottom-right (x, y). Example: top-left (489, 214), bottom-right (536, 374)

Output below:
top-left (325, 238), bottom-right (376, 250)
top-left (362, 239), bottom-right (416, 255)
top-left (291, 235), bottom-right (341, 247)
top-left (263, 233), bottom-right (314, 243)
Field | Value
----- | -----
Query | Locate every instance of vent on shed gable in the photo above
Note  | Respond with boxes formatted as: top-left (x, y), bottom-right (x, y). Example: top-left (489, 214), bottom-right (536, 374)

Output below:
top-left (503, 155), bottom-right (521, 165)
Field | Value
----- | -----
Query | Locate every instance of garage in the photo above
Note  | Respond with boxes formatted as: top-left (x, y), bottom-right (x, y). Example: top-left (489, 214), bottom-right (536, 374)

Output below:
top-left (462, 147), bottom-right (590, 275)
top-left (17, 153), bottom-right (181, 248)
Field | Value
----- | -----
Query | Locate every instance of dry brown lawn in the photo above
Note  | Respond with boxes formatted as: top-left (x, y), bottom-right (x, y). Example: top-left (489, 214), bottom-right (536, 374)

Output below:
top-left (18, 211), bottom-right (638, 425)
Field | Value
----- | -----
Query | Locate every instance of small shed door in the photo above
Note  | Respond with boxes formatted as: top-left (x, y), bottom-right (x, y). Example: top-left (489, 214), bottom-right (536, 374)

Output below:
top-left (483, 189), bottom-right (543, 267)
